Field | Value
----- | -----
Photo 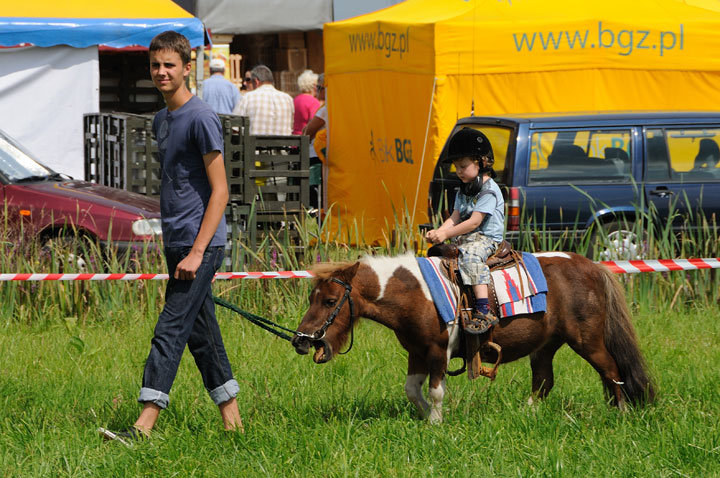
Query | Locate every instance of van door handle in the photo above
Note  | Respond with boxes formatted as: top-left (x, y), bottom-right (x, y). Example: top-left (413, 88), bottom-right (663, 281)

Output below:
top-left (649, 187), bottom-right (674, 198)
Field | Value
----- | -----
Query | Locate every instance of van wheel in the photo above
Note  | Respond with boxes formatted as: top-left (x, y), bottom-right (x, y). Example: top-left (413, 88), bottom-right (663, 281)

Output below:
top-left (589, 221), bottom-right (646, 261)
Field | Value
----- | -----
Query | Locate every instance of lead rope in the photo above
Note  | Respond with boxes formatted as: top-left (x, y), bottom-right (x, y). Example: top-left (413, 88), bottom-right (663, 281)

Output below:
top-left (214, 277), bottom-right (358, 354)
top-left (213, 295), bottom-right (296, 341)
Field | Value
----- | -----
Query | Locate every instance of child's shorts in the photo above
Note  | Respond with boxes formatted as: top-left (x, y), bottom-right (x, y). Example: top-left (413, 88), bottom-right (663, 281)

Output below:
top-left (454, 232), bottom-right (500, 286)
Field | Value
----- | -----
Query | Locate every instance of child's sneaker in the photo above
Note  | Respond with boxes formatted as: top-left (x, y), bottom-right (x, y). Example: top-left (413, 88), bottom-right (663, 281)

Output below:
top-left (464, 310), bottom-right (498, 335)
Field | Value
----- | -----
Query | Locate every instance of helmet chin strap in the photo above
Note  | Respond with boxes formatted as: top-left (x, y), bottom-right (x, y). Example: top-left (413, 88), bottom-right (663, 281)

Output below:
top-left (460, 176), bottom-right (482, 196)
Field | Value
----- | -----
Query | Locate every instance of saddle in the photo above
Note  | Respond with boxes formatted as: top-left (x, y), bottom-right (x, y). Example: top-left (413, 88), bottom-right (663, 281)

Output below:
top-left (427, 240), bottom-right (525, 381)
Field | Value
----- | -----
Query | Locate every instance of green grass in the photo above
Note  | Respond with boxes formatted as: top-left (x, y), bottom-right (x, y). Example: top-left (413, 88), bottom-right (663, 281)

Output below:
top-left (1, 294), bottom-right (719, 476)
top-left (1, 206), bottom-right (719, 476)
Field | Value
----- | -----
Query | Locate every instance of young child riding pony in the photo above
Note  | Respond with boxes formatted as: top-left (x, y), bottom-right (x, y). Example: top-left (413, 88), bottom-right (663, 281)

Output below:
top-left (425, 128), bottom-right (506, 334)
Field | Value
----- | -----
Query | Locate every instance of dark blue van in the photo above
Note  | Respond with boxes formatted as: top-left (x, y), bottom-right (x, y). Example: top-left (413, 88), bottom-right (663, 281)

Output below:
top-left (427, 112), bottom-right (720, 258)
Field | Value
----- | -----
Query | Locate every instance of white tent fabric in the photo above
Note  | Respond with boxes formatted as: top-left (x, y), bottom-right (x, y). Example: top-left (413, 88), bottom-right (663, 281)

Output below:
top-left (0, 46), bottom-right (98, 179)
top-left (198, 0), bottom-right (333, 34)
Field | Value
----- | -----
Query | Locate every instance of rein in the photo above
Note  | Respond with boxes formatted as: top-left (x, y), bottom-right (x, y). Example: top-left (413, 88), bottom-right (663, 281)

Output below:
top-left (293, 277), bottom-right (357, 355)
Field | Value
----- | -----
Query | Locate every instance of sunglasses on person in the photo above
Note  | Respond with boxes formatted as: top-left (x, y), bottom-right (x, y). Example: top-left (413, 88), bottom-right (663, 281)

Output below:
top-left (243, 77), bottom-right (253, 83)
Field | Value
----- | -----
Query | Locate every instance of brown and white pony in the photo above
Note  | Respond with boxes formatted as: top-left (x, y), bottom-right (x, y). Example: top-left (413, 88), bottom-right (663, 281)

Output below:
top-left (291, 252), bottom-right (655, 423)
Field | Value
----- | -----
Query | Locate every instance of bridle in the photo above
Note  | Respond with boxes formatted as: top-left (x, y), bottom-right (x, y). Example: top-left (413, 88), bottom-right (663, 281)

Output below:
top-left (294, 277), bottom-right (356, 355)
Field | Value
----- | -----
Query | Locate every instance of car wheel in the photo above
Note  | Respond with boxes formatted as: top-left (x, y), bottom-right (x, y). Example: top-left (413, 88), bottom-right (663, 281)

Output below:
top-left (589, 221), bottom-right (647, 261)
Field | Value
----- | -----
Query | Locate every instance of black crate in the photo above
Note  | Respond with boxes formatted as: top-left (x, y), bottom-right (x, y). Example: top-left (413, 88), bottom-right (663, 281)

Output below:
top-left (233, 206), bottom-right (305, 257)
top-left (224, 202), bottom-right (256, 268)
top-left (245, 135), bottom-right (310, 212)
top-left (218, 114), bottom-right (252, 199)
top-left (123, 114), bottom-right (161, 196)
top-left (83, 113), bottom-right (160, 196)
top-left (83, 114), bottom-right (103, 183)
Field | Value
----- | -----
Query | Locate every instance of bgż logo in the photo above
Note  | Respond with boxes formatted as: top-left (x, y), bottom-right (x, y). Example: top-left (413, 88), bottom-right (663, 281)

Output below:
top-left (370, 130), bottom-right (413, 164)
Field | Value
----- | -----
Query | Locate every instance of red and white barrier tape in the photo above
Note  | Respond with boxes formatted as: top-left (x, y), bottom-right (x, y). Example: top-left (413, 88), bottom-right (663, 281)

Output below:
top-left (0, 271), bottom-right (316, 281)
top-left (599, 258), bottom-right (720, 274)
top-left (0, 259), bottom-right (718, 281)
top-left (214, 271), bottom-right (315, 280)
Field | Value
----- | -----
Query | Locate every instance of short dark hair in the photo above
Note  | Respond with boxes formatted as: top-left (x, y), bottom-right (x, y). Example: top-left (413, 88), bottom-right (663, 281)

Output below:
top-left (149, 31), bottom-right (191, 65)
top-left (251, 65), bottom-right (274, 84)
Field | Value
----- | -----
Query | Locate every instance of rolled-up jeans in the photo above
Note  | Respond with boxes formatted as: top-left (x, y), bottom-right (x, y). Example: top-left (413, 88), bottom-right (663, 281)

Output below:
top-left (138, 246), bottom-right (239, 409)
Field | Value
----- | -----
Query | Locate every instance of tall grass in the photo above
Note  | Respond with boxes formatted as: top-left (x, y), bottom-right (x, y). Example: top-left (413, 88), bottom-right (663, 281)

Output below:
top-left (2, 199), bottom-right (719, 325)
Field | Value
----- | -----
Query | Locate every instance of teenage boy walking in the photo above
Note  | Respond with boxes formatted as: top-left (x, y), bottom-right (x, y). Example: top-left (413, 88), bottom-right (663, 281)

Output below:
top-left (101, 31), bottom-right (242, 443)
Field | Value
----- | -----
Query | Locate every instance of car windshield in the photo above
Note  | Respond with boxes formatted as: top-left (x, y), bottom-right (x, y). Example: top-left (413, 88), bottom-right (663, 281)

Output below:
top-left (0, 130), bottom-right (54, 182)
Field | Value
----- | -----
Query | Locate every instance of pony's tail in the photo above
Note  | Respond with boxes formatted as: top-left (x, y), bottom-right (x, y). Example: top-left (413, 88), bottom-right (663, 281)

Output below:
top-left (600, 265), bottom-right (656, 406)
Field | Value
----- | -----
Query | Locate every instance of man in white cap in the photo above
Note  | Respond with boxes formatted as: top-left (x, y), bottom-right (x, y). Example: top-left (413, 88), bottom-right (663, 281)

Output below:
top-left (202, 58), bottom-right (241, 114)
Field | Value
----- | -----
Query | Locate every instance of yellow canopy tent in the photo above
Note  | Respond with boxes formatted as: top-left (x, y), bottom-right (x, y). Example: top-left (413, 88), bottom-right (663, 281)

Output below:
top-left (324, 0), bottom-right (720, 244)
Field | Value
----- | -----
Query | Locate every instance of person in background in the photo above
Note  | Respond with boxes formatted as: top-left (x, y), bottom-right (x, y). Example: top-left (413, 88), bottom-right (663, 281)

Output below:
top-left (232, 65), bottom-right (293, 135)
top-left (202, 58), bottom-right (241, 114)
top-left (303, 73), bottom-right (327, 157)
top-left (292, 70), bottom-right (320, 135)
top-left (302, 74), bottom-right (327, 145)
top-left (99, 30), bottom-right (243, 444)
top-left (240, 70), bottom-right (255, 95)
top-left (302, 74), bottom-right (328, 210)
top-left (233, 65), bottom-right (294, 200)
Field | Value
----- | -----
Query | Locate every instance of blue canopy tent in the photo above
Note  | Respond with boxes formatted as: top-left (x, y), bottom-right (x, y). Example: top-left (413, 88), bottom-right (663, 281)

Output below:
top-left (0, 0), bottom-right (205, 178)
top-left (0, 0), bottom-right (204, 48)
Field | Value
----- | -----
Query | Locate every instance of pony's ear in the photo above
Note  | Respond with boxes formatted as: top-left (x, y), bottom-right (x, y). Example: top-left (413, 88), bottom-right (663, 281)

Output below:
top-left (339, 261), bottom-right (360, 282)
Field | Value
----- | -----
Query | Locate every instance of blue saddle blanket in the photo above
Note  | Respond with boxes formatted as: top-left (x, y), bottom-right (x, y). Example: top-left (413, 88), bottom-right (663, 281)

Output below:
top-left (491, 253), bottom-right (547, 318)
top-left (416, 256), bottom-right (459, 323)
top-left (417, 252), bottom-right (547, 323)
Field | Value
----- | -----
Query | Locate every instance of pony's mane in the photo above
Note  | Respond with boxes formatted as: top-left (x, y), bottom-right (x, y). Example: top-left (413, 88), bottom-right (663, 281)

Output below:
top-left (311, 253), bottom-right (416, 282)
top-left (310, 261), bottom-right (355, 280)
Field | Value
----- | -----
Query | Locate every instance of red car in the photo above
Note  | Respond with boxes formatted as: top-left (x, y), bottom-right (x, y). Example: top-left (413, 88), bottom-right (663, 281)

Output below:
top-left (0, 128), bottom-right (161, 255)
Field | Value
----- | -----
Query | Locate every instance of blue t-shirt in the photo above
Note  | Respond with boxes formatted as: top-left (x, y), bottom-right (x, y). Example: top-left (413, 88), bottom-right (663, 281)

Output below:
top-left (201, 75), bottom-right (241, 114)
top-left (153, 96), bottom-right (227, 247)
top-left (453, 178), bottom-right (505, 242)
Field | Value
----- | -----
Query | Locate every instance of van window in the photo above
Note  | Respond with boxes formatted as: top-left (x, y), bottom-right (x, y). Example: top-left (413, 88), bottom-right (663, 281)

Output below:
top-left (645, 128), bottom-right (720, 181)
top-left (440, 125), bottom-right (512, 184)
top-left (529, 129), bottom-right (632, 183)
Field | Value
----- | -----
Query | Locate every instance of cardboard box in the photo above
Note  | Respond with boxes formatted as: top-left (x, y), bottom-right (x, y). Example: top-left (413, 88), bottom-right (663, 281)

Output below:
top-left (247, 46), bottom-right (275, 70)
top-left (305, 30), bottom-right (324, 73)
top-left (279, 70), bottom-right (300, 97)
top-left (278, 32), bottom-right (305, 49)
top-left (275, 48), bottom-right (307, 72)
top-left (211, 34), bottom-right (235, 45)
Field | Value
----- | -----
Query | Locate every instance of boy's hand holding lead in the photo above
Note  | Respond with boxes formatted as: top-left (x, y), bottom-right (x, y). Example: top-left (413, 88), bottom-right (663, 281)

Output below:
top-left (174, 250), bottom-right (203, 280)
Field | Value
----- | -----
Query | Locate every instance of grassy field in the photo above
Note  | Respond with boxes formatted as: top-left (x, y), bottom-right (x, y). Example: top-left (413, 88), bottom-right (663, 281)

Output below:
top-left (2, 208), bottom-right (719, 476)
top-left (1, 280), bottom-right (719, 477)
